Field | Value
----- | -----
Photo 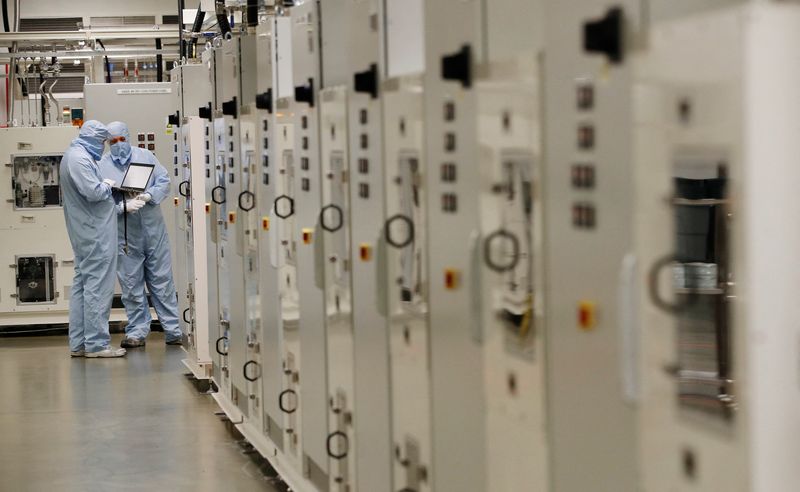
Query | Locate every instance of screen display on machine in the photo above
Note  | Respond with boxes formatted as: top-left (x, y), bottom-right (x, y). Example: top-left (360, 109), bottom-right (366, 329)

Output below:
top-left (121, 163), bottom-right (155, 191)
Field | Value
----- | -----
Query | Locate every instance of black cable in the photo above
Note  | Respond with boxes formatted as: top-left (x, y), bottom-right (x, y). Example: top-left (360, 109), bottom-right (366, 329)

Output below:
top-left (1, 0), bottom-right (9, 33)
top-left (38, 70), bottom-right (45, 126)
top-left (96, 39), bottom-right (111, 83)
top-left (155, 38), bottom-right (163, 82)
top-left (177, 0), bottom-right (186, 59)
top-left (190, 6), bottom-right (205, 58)
top-left (123, 196), bottom-right (128, 255)
top-left (216, 0), bottom-right (231, 36)
top-left (246, 0), bottom-right (258, 27)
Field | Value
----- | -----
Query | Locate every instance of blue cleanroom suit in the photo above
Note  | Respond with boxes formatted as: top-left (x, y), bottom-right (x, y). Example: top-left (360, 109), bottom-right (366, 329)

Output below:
top-left (60, 120), bottom-right (117, 353)
top-left (98, 121), bottom-right (182, 343)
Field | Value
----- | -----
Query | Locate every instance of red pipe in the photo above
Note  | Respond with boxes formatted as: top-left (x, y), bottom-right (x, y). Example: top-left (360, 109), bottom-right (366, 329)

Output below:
top-left (3, 63), bottom-right (8, 127)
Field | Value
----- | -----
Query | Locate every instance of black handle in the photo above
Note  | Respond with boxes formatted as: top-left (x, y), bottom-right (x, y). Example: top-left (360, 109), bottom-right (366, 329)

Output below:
top-left (326, 431), bottom-right (349, 460)
top-left (441, 44), bottom-right (472, 88)
top-left (648, 255), bottom-right (698, 314)
top-left (182, 308), bottom-right (191, 323)
top-left (215, 336), bottom-right (228, 356)
top-left (222, 96), bottom-right (238, 118)
top-left (483, 229), bottom-right (520, 273)
top-left (385, 214), bottom-right (414, 248)
top-left (198, 102), bottom-right (212, 121)
top-left (238, 190), bottom-right (256, 211)
top-left (274, 195), bottom-right (294, 219)
top-left (294, 78), bottom-right (315, 107)
top-left (353, 63), bottom-right (378, 99)
top-left (212, 185), bottom-right (226, 204)
top-left (178, 180), bottom-right (190, 198)
top-left (319, 204), bottom-right (344, 232)
top-left (279, 389), bottom-right (297, 414)
top-left (256, 89), bottom-right (273, 113)
top-left (583, 6), bottom-right (624, 64)
top-left (243, 360), bottom-right (260, 382)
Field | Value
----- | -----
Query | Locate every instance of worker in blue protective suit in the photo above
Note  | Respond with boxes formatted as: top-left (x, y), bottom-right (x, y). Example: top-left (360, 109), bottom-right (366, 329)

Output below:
top-left (98, 121), bottom-right (183, 348)
top-left (61, 120), bottom-right (126, 358)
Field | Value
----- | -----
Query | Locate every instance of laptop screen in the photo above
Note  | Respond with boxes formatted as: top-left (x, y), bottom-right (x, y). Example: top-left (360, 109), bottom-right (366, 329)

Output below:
top-left (121, 163), bottom-right (155, 191)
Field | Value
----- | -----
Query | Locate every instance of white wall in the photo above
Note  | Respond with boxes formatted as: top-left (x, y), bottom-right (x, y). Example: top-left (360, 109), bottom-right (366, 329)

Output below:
top-left (21, 0), bottom-right (173, 20)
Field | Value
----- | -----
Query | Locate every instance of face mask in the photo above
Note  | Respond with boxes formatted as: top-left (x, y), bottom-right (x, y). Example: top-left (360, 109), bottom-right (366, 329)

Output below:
top-left (81, 138), bottom-right (105, 160)
top-left (110, 140), bottom-right (132, 165)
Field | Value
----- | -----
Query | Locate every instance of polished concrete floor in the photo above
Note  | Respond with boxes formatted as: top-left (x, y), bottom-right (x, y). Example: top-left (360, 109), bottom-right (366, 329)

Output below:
top-left (0, 333), bottom-right (281, 492)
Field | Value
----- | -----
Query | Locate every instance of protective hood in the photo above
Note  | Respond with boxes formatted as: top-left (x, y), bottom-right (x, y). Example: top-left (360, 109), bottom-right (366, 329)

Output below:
top-left (74, 120), bottom-right (109, 160)
top-left (107, 121), bottom-right (133, 166)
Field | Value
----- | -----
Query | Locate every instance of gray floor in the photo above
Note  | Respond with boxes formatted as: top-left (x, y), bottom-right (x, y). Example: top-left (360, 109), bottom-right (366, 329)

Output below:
top-left (0, 333), bottom-right (280, 492)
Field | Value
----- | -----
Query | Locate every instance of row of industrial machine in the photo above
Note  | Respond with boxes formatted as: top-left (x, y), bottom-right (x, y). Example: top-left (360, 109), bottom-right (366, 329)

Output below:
top-left (1, 0), bottom-right (798, 490)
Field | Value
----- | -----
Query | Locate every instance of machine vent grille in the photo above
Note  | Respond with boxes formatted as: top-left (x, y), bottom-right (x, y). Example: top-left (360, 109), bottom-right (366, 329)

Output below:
top-left (19, 17), bottom-right (82, 32)
top-left (90, 16), bottom-right (157, 27)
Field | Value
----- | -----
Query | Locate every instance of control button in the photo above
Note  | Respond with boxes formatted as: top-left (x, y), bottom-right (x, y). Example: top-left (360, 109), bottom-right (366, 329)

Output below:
top-left (444, 101), bottom-right (455, 122)
top-left (147, 133), bottom-right (155, 141)
top-left (442, 193), bottom-right (458, 213)
top-left (577, 83), bottom-right (595, 110)
top-left (302, 228), bottom-right (313, 244)
top-left (572, 203), bottom-right (597, 229)
top-left (262, 216), bottom-right (270, 231)
top-left (571, 164), bottom-right (596, 189)
top-left (441, 163), bottom-right (457, 182)
top-left (173, 197), bottom-right (179, 206)
top-left (445, 133), bottom-right (456, 152)
top-left (228, 211), bottom-right (236, 224)
top-left (138, 133), bottom-right (146, 142)
top-left (578, 124), bottom-right (595, 150)
top-left (578, 300), bottom-right (597, 330)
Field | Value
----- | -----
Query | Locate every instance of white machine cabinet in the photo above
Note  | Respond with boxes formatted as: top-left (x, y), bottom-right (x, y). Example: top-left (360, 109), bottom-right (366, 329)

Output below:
top-left (0, 126), bottom-right (95, 327)
top-left (286, 2), bottom-right (330, 489)
top-left (633, 2), bottom-right (800, 491)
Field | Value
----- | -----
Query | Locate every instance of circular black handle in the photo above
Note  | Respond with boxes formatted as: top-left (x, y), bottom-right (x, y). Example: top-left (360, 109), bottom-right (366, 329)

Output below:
top-left (648, 255), bottom-right (697, 314)
top-left (243, 360), bottom-right (260, 382)
top-left (385, 214), bottom-right (414, 248)
top-left (483, 229), bottom-right (520, 273)
top-left (279, 389), bottom-right (297, 414)
top-left (212, 185), bottom-right (226, 204)
top-left (178, 180), bottom-right (190, 198)
top-left (320, 204), bottom-right (343, 232)
top-left (182, 308), bottom-right (191, 323)
top-left (238, 190), bottom-right (255, 211)
top-left (215, 336), bottom-right (228, 356)
top-left (326, 431), bottom-right (349, 460)
top-left (274, 195), bottom-right (294, 219)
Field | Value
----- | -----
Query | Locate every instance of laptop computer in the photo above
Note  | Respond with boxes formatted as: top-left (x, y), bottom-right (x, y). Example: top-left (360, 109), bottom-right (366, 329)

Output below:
top-left (116, 162), bottom-right (155, 193)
